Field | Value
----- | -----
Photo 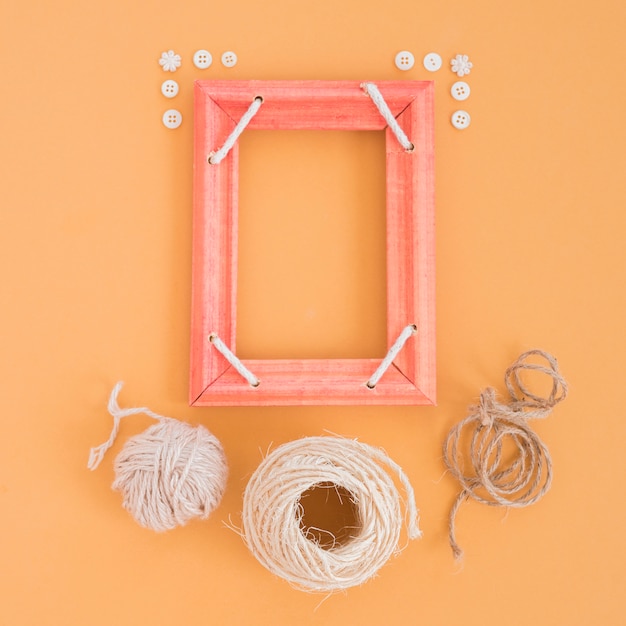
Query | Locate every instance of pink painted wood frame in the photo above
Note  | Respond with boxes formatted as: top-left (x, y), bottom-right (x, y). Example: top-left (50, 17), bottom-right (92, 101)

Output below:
top-left (191, 80), bottom-right (435, 406)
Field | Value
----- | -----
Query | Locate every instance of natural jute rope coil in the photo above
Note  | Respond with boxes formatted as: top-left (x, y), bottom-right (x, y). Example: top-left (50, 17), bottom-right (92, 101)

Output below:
top-left (443, 350), bottom-right (568, 559)
top-left (241, 436), bottom-right (421, 592)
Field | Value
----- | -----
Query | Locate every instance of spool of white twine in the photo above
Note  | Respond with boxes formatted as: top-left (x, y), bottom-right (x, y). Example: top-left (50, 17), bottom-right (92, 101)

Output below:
top-left (242, 437), bottom-right (422, 592)
top-left (88, 382), bottom-right (228, 532)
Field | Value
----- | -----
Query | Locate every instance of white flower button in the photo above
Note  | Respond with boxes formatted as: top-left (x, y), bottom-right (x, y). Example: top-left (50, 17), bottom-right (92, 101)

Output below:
top-left (221, 51), bottom-right (238, 67)
top-left (161, 79), bottom-right (179, 98)
top-left (395, 51), bottom-right (415, 71)
top-left (423, 53), bottom-right (442, 72)
top-left (159, 50), bottom-right (181, 72)
top-left (451, 81), bottom-right (470, 101)
top-left (163, 109), bottom-right (182, 129)
top-left (193, 50), bottom-right (213, 69)
top-left (451, 110), bottom-right (471, 130)
top-left (451, 54), bottom-right (473, 77)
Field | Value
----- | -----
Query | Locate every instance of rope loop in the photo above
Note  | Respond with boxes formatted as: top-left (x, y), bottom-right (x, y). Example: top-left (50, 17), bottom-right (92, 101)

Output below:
top-left (504, 349), bottom-right (568, 416)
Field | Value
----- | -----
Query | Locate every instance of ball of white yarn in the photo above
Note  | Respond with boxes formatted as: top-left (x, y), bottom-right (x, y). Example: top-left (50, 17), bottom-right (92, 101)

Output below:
top-left (242, 437), bottom-right (421, 592)
top-left (113, 419), bottom-right (228, 532)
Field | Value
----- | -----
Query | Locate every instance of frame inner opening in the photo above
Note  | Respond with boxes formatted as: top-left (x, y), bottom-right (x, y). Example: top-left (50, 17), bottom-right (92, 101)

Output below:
top-left (237, 129), bottom-right (387, 360)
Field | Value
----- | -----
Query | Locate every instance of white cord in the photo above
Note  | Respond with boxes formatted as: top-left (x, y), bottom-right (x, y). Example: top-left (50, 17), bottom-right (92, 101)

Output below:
top-left (209, 333), bottom-right (260, 387)
top-left (366, 324), bottom-right (417, 388)
top-left (361, 83), bottom-right (414, 151)
top-left (208, 97), bottom-right (264, 165)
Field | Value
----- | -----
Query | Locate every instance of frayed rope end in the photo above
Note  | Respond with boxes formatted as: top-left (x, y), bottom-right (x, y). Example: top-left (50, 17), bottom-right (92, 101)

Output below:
top-left (87, 446), bottom-right (105, 471)
top-left (451, 543), bottom-right (464, 561)
top-left (408, 520), bottom-right (423, 541)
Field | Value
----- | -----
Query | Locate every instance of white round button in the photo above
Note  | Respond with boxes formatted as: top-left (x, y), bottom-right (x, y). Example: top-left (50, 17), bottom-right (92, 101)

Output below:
top-left (395, 50), bottom-right (415, 71)
top-left (161, 79), bottom-right (179, 98)
top-left (193, 50), bottom-right (213, 69)
top-left (221, 51), bottom-right (238, 67)
top-left (451, 81), bottom-right (470, 101)
top-left (423, 53), bottom-right (442, 72)
top-left (162, 109), bottom-right (182, 129)
top-left (451, 110), bottom-right (471, 130)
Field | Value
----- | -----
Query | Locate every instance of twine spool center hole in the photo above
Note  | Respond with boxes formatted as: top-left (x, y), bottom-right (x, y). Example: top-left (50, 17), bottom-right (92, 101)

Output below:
top-left (298, 482), bottom-right (360, 550)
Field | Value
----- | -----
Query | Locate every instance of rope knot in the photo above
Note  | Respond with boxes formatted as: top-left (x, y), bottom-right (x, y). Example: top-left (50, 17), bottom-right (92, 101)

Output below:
top-left (477, 388), bottom-right (498, 427)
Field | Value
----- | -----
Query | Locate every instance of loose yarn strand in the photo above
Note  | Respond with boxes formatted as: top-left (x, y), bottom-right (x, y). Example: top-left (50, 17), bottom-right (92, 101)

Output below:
top-left (361, 83), bottom-right (414, 152)
top-left (366, 324), bottom-right (417, 388)
top-left (365, 442), bottom-right (422, 539)
top-left (209, 333), bottom-right (260, 387)
top-left (208, 96), bottom-right (263, 164)
top-left (443, 350), bottom-right (568, 560)
top-left (88, 381), bottom-right (167, 470)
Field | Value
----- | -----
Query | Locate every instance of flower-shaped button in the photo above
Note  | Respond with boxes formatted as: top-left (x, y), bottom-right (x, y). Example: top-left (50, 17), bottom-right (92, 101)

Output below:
top-left (159, 50), bottom-right (181, 72)
top-left (451, 54), bottom-right (472, 77)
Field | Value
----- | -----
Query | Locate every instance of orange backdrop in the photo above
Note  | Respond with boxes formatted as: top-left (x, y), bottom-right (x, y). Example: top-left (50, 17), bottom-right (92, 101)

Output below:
top-left (1, 0), bottom-right (625, 624)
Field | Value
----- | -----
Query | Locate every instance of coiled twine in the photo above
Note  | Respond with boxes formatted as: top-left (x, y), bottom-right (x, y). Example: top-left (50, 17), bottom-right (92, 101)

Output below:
top-left (88, 383), bottom-right (228, 532)
top-left (242, 437), bottom-right (421, 592)
top-left (443, 350), bottom-right (568, 559)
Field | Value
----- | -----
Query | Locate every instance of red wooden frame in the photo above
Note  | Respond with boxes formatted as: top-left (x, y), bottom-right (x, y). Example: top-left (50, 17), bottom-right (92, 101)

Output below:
top-left (191, 80), bottom-right (435, 406)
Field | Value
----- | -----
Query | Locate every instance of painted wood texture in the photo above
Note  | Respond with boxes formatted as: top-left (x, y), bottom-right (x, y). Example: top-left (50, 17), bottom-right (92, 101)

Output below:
top-left (191, 80), bottom-right (435, 406)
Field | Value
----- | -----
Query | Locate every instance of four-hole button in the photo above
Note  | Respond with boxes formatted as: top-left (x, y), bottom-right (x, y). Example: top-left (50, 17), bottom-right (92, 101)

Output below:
top-left (394, 51), bottom-right (415, 71)
top-left (162, 109), bottom-right (182, 129)
top-left (161, 79), bottom-right (179, 98)
top-left (451, 110), bottom-right (471, 130)
top-left (193, 50), bottom-right (213, 69)
top-left (451, 81), bottom-right (470, 101)
top-left (221, 51), bottom-right (238, 67)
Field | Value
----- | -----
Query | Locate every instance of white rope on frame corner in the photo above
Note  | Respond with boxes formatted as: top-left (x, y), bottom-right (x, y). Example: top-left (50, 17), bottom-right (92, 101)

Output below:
top-left (208, 96), bottom-right (264, 165)
top-left (366, 324), bottom-right (417, 388)
top-left (361, 82), bottom-right (414, 152)
top-left (209, 333), bottom-right (260, 387)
